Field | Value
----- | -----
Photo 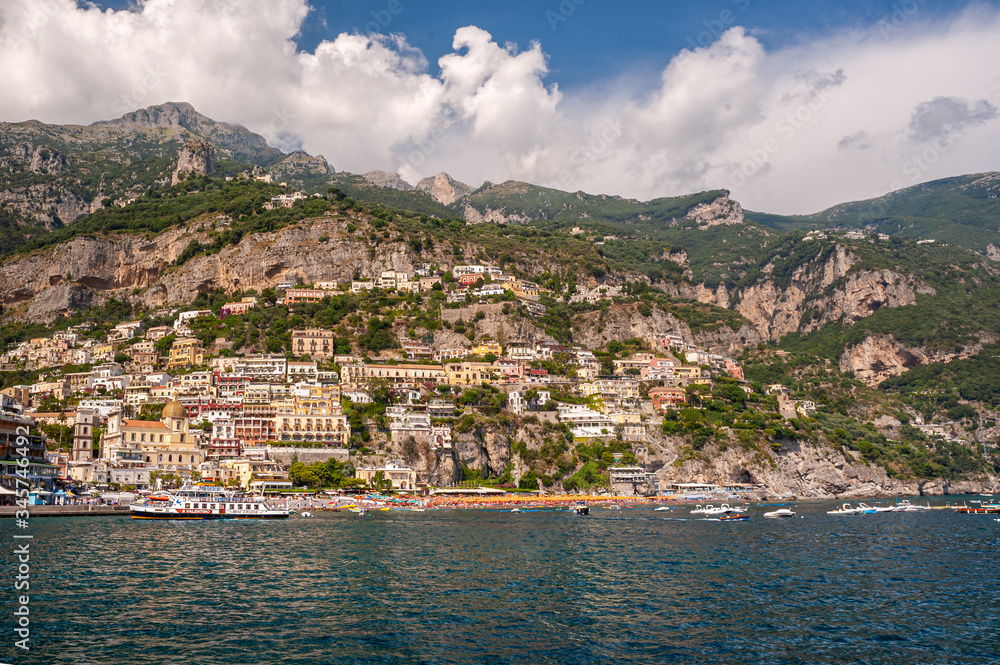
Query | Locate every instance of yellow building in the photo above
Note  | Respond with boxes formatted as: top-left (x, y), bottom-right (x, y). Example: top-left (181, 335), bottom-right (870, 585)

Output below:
top-left (673, 366), bottom-right (703, 381)
top-left (355, 461), bottom-right (417, 491)
top-left (471, 341), bottom-right (502, 357)
top-left (166, 338), bottom-right (205, 369)
top-left (340, 363), bottom-right (446, 388)
top-left (444, 361), bottom-right (495, 387)
top-left (578, 378), bottom-right (641, 402)
top-left (275, 395), bottom-right (350, 445)
top-left (225, 458), bottom-right (289, 490)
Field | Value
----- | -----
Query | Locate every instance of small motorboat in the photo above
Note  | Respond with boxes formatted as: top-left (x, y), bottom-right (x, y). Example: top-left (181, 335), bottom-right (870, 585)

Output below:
top-left (957, 504), bottom-right (1000, 514)
top-left (856, 503), bottom-right (878, 514)
top-left (827, 503), bottom-right (862, 515)
top-left (719, 513), bottom-right (749, 522)
top-left (300, 512), bottom-right (312, 518)
top-left (893, 500), bottom-right (931, 512)
top-left (511, 508), bottom-right (521, 513)
top-left (655, 506), bottom-right (673, 511)
top-left (573, 503), bottom-right (590, 515)
top-left (705, 504), bottom-right (741, 516)
top-left (607, 504), bottom-right (622, 510)
top-left (763, 508), bottom-right (795, 518)
top-left (690, 504), bottom-right (711, 514)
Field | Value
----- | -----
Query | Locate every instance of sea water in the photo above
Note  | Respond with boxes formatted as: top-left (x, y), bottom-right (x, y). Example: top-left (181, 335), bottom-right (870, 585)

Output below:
top-left (2, 499), bottom-right (999, 664)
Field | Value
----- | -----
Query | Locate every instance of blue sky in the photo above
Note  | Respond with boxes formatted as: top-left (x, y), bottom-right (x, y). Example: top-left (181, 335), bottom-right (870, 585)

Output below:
top-left (4, 0), bottom-right (999, 212)
top-left (99, 0), bottom-right (989, 91)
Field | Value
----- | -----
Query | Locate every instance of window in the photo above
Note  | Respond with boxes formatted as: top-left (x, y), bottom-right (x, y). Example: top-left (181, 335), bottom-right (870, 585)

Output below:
top-left (158, 454), bottom-right (163, 462)
top-left (168, 455), bottom-right (172, 462)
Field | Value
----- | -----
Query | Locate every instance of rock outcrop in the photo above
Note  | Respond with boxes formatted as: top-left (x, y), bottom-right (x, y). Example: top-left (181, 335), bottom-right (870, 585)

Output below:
top-left (572, 303), bottom-right (761, 356)
top-left (171, 139), bottom-right (214, 185)
top-left (461, 202), bottom-right (532, 224)
top-left (736, 245), bottom-right (926, 340)
top-left (679, 193), bottom-right (744, 227)
top-left (270, 151), bottom-right (334, 179)
top-left (654, 433), bottom-right (999, 498)
top-left (838, 333), bottom-right (993, 386)
top-left (363, 171), bottom-right (413, 191)
top-left (416, 172), bottom-right (472, 205)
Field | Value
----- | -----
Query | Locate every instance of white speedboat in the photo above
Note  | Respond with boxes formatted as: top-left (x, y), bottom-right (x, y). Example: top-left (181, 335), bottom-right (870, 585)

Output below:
top-left (705, 504), bottom-right (742, 516)
top-left (690, 504), bottom-right (712, 515)
top-left (856, 503), bottom-right (879, 514)
top-left (655, 506), bottom-right (672, 511)
top-left (763, 508), bottom-right (795, 518)
top-left (892, 500), bottom-right (932, 512)
top-left (827, 503), bottom-right (862, 515)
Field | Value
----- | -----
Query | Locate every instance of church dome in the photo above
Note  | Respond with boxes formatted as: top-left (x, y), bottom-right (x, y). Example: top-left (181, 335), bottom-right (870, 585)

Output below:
top-left (162, 399), bottom-right (186, 419)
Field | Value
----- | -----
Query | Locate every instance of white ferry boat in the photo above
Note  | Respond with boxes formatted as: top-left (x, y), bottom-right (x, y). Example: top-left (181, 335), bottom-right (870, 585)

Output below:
top-left (130, 483), bottom-right (291, 520)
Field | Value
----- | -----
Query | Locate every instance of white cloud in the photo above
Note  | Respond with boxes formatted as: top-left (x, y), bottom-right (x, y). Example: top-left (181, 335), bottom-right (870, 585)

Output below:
top-left (0, 0), bottom-right (998, 213)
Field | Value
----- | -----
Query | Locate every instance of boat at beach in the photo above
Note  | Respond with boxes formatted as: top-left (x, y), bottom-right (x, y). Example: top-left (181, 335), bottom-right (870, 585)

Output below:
top-left (130, 483), bottom-right (291, 520)
top-left (763, 508), bottom-right (795, 518)
top-left (827, 503), bottom-right (862, 515)
top-left (690, 504), bottom-right (713, 515)
top-left (573, 503), bottom-right (590, 515)
top-left (705, 504), bottom-right (746, 516)
top-left (655, 506), bottom-right (673, 511)
top-left (719, 513), bottom-right (749, 522)
top-left (892, 500), bottom-right (931, 512)
top-left (957, 504), bottom-right (1000, 514)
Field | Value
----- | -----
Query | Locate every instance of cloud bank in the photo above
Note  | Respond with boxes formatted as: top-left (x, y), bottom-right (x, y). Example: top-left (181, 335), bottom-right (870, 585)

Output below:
top-left (1, 0), bottom-right (999, 213)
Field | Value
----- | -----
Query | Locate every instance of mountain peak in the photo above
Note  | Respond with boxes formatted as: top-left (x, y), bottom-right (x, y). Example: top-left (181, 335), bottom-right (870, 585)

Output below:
top-left (92, 101), bottom-right (205, 129)
top-left (363, 171), bottom-right (413, 191)
top-left (416, 172), bottom-right (472, 205)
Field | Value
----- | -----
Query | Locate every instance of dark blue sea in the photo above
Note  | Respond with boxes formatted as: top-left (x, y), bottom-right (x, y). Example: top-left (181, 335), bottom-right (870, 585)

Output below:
top-left (3, 499), bottom-right (1000, 664)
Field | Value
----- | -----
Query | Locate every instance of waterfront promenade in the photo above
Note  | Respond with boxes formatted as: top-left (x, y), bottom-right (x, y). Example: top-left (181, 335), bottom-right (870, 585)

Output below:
top-left (0, 504), bottom-right (130, 517)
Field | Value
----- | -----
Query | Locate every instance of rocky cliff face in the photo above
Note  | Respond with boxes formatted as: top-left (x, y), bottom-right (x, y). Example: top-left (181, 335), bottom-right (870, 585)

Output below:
top-left (838, 333), bottom-right (994, 386)
top-left (461, 202), bottom-right (532, 224)
top-left (362, 170), bottom-right (413, 191)
top-left (653, 433), bottom-right (999, 498)
top-left (679, 193), bottom-right (744, 227)
top-left (270, 151), bottom-right (334, 180)
top-left (572, 303), bottom-right (761, 356)
top-left (736, 245), bottom-right (927, 340)
top-left (416, 172), bottom-right (473, 205)
top-left (171, 139), bottom-right (215, 185)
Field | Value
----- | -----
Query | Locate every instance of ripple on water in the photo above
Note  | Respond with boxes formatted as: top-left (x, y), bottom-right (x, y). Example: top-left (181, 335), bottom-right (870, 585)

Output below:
top-left (4, 503), bottom-right (1000, 664)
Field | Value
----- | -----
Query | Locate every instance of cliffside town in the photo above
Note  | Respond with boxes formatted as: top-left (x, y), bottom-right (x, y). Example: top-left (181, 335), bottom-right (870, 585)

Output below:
top-left (2, 104), bottom-right (999, 500)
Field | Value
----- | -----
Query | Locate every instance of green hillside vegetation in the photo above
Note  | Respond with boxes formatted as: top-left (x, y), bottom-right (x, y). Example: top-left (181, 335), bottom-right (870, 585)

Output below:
top-left (747, 173), bottom-right (1000, 253)
top-left (741, 350), bottom-right (997, 478)
top-left (328, 174), bottom-right (454, 217)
